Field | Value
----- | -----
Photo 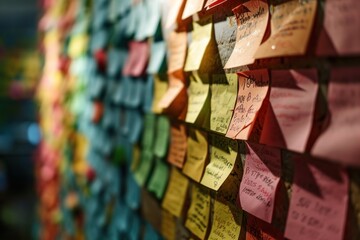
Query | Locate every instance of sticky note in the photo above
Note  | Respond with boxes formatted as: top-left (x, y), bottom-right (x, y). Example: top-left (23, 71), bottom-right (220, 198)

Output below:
top-left (312, 67), bottom-right (360, 166)
top-left (167, 31), bottom-right (187, 73)
top-left (147, 158), bottom-right (169, 199)
top-left (184, 16), bottom-right (213, 71)
top-left (260, 69), bottom-right (319, 153)
top-left (185, 184), bottom-right (210, 239)
top-left (152, 74), bottom-right (168, 113)
top-left (317, 0), bottom-right (360, 56)
top-left (226, 69), bottom-right (269, 140)
top-left (167, 123), bottom-right (187, 168)
top-left (68, 34), bottom-right (88, 58)
top-left (182, 0), bottom-right (205, 20)
top-left (143, 75), bottom-right (154, 113)
top-left (157, 74), bottom-right (184, 110)
top-left (125, 173), bottom-right (141, 210)
top-left (239, 142), bottom-right (281, 223)
top-left (255, 0), bottom-right (317, 59)
top-left (162, 167), bottom-right (189, 217)
top-left (147, 41), bottom-right (167, 74)
top-left (124, 77), bottom-right (144, 108)
top-left (208, 198), bottom-right (242, 240)
top-left (285, 156), bottom-right (349, 240)
top-left (185, 72), bottom-right (209, 124)
top-left (224, 1), bottom-right (269, 68)
top-left (204, 0), bottom-right (227, 10)
top-left (210, 74), bottom-right (238, 134)
top-left (161, 210), bottom-right (177, 240)
top-left (182, 129), bottom-right (208, 182)
top-left (153, 115), bottom-right (170, 158)
top-left (200, 134), bottom-right (238, 190)
top-left (163, 0), bottom-right (185, 30)
top-left (144, 222), bottom-right (162, 240)
top-left (142, 113), bottom-right (156, 151)
top-left (134, 149), bottom-right (154, 186)
top-left (127, 109), bottom-right (143, 144)
top-left (122, 41), bottom-right (149, 77)
top-left (246, 214), bottom-right (284, 240)
top-left (141, 189), bottom-right (162, 232)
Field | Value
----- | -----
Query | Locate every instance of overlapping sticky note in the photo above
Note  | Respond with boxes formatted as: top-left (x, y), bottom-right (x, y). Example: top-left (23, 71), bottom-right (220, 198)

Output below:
top-left (182, 0), bottom-right (205, 20)
top-left (167, 123), bottom-right (187, 168)
top-left (166, 31), bottom-right (187, 73)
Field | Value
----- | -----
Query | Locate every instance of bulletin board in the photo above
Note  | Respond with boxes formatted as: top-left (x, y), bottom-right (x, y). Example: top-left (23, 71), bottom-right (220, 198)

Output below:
top-left (36, 0), bottom-right (360, 240)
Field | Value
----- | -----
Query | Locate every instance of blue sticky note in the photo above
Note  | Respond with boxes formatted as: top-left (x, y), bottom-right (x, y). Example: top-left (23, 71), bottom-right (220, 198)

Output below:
top-left (90, 29), bottom-right (109, 54)
top-left (124, 77), bottom-right (144, 108)
top-left (144, 222), bottom-right (163, 240)
top-left (128, 211), bottom-right (141, 240)
top-left (147, 41), bottom-right (166, 74)
top-left (143, 75), bottom-right (154, 113)
top-left (92, 8), bottom-right (108, 30)
top-left (128, 109), bottom-right (143, 144)
top-left (106, 48), bottom-right (128, 78)
top-left (88, 74), bottom-right (105, 100)
top-left (125, 172), bottom-right (141, 210)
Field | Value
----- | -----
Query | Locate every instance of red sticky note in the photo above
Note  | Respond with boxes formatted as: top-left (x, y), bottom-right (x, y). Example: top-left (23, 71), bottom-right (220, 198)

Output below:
top-left (285, 157), bottom-right (349, 240)
top-left (311, 67), bottom-right (360, 166)
top-left (122, 41), bottom-right (149, 77)
top-left (205, 0), bottom-right (227, 10)
top-left (239, 142), bottom-right (281, 223)
top-left (260, 69), bottom-right (318, 153)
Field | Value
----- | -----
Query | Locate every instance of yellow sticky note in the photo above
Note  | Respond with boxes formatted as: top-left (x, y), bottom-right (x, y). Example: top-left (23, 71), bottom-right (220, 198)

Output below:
top-left (161, 210), bottom-right (177, 240)
top-left (208, 199), bottom-right (242, 240)
top-left (185, 184), bottom-right (210, 239)
top-left (157, 74), bottom-right (185, 109)
top-left (182, 129), bottom-right (208, 182)
top-left (255, 0), bottom-right (317, 59)
top-left (152, 74), bottom-right (168, 113)
top-left (200, 135), bottom-right (238, 190)
top-left (210, 74), bottom-right (238, 134)
top-left (68, 34), bottom-right (89, 58)
top-left (184, 17), bottom-right (213, 71)
top-left (185, 72), bottom-right (209, 123)
top-left (162, 167), bottom-right (189, 217)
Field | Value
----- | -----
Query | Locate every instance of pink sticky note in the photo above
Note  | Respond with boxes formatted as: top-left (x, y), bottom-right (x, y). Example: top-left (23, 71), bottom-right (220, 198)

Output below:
top-left (285, 157), bottom-right (349, 240)
top-left (311, 67), bottom-right (360, 166)
top-left (239, 142), bottom-right (281, 223)
top-left (260, 69), bottom-right (318, 153)
top-left (317, 0), bottom-right (360, 56)
top-left (122, 41), bottom-right (149, 77)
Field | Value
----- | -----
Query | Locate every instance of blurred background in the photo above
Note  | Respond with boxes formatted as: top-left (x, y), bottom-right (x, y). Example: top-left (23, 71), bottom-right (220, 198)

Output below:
top-left (0, 0), bottom-right (40, 239)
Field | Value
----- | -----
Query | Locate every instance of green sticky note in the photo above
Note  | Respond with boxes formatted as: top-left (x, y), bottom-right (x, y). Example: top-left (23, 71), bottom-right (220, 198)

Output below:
top-left (153, 115), bottom-right (170, 158)
top-left (147, 158), bottom-right (169, 199)
top-left (142, 113), bottom-right (156, 151)
top-left (134, 150), bottom-right (154, 186)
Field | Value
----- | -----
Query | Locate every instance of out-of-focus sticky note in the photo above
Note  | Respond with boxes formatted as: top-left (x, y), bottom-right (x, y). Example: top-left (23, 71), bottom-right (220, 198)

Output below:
top-left (143, 75), bottom-right (154, 113)
top-left (255, 0), bottom-right (317, 59)
top-left (152, 74), bottom-right (168, 113)
top-left (161, 210), bottom-right (177, 240)
top-left (185, 184), bottom-right (210, 239)
top-left (285, 156), bottom-right (349, 240)
top-left (127, 109), bottom-right (143, 144)
top-left (210, 74), bottom-right (238, 134)
top-left (162, 167), bottom-right (189, 217)
top-left (208, 198), bottom-right (242, 240)
top-left (147, 41), bottom-right (167, 74)
top-left (204, 0), bottom-right (227, 10)
top-left (154, 115), bottom-right (170, 158)
top-left (147, 158), bottom-right (170, 199)
top-left (260, 69), bottom-right (318, 152)
top-left (224, 1), bottom-right (269, 68)
top-left (134, 149), bottom-right (154, 186)
top-left (182, 129), bottom-right (208, 182)
top-left (311, 67), bottom-right (360, 166)
top-left (157, 74), bottom-right (185, 109)
top-left (317, 0), bottom-right (360, 56)
top-left (124, 77), bottom-right (144, 108)
top-left (141, 189), bottom-right (162, 232)
top-left (184, 16), bottom-right (213, 72)
top-left (122, 41), bottom-right (149, 77)
top-left (142, 113), bottom-right (156, 151)
top-left (163, 0), bottom-right (185, 30)
top-left (185, 72), bottom-right (209, 123)
top-left (246, 214), bottom-right (284, 240)
top-left (239, 142), bottom-right (281, 223)
top-left (182, 0), bottom-right (205, 20)
top-left (144, 222), bottom-right (162, 240)
top-left (200, 134), bottom-right (238, 190)
top-left (125, 173), bottom-right (141, 210)
top-left (167, 31), bottom-right (187, 73)
top-left (167, 123), bottom-right (187, 168)
top-left (68, 34), bottom-right (88, 58)
top-left (226, 69), bottom-right (269, 140)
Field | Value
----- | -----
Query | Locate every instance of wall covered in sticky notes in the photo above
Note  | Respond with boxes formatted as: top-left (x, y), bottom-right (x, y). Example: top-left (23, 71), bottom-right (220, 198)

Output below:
top-left (37, 0), bottom-right (360, 239)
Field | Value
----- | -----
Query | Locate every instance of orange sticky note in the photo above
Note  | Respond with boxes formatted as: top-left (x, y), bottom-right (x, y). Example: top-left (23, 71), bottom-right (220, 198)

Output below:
top-left (260, 69), bottom-right (318, 153)
top-left (167, 31), bottom-right (188, 73)
top-left (167, 123), bottom-right (187, 168)
top-left (254, 0), bottom-right (317, 59)
top-left (311, 67), bottom-right (360, 166)
top-left (285, 157), bottom-right (349, 240)
top-left (226, 69), bottom-right (269, 140)
top-left (157, 74), bottom-right (185, 109)
top-left (224, 1), bottom-right (269, 69)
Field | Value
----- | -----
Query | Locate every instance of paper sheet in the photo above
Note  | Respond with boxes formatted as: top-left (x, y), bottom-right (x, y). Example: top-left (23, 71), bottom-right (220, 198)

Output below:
top-left (167, 123), bottom-right (187, 168)
top-left (224, 1), bottom-right (269, 68)
top-left (260, 69), bottom-right (318, 153)
top-left (226, 69), bottom-right (269, 140)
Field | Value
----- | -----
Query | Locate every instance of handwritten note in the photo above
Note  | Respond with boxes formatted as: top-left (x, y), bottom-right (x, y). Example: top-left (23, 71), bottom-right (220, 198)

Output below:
top-left (226, 69), bottom-right (269, 140)
top-left (317, 0), bottom-right (360, 56)
top-left (208, 199), bottom-right (242, 240)
top-left (239, 142), bottom-right (281, 223)
top-left (122, 41), bottom-right (149, 77)
top-left (182, 129), bottom-right (208, 182)
top-left (167, 31), bottom-right (187, 73)
top-left (224, 1), bottom-right (269, 68)
top-left (184, 17), bottom-right (213, 71)
top-left (161, 210), bottom-right (177, 240)
top-left (153, 115), bottom-right (170, 158)
top-left (167, 123), bottom-right (187, 168)
top-left (157, 74), bottom-right (185, 110)
top-left (210, 74), bottom-right (238, 134)
top-left (147, 158), bottom-right (169, 199)
top-left (285, 157), bottom-right (349, 240)
top-left (260, 69), bottom-right (319, 153)
top-left (312, 67), bottom-right (360, 166)
top-left (255, 0), bottom-right (317, 59)
top-left (162, 167), bottom-right (189, 217)
top-left (200, 134), bottom-right (238, 191)
top-left (182, 0), bottom-right (205, 20)
top-left (152, 74), bottom-right (168, 113)
top-left (185, 73), bottom-right (209, 123)
top-left (185, 184), bottom-right (210, 240)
